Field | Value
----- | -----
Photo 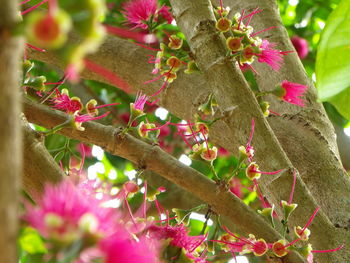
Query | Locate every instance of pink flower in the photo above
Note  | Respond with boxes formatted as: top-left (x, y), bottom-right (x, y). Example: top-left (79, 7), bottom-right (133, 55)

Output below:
top-left (25, 180), bottom-right (116, 241)
top-left (100, 231), bottom-right (160, 263)
top-left (291, 36), bottom-right (309, 59)
top-left (280, 80), bottom-right (307, 106)
top-left (158, 5), bottom-right (173, 24)
top-left (74, 112), bottom-right (111, 131)
top-left (51, 89), bottom-right (82, 114)
top-left (123, 0), bottom-right (173, 30)
top-left (149, 224), bottom-right (205, 254)
top-left (257, 40), bottom-right (285, 71)
top-left (123, 0), bottom-right (157, 30)
top-left (133, 92), bottom-right (148, 111)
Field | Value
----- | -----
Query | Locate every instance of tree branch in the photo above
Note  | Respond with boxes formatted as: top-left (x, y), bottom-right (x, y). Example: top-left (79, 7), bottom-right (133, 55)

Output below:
top-left (23, 99), bottom-right (305, 263)
top-left (168, 0), bottom-right (348, 261)
top-left (21, 115), bottom-right (64, 202)
top-left (0, 0), bottom-right (22, 262)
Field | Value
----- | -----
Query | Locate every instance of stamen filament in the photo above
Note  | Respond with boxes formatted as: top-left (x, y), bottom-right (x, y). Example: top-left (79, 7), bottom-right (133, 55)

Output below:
top-left (250, 26), bottom-right (277, 37)
top-left (312, 245), bottom-right (344, 253)
top-left (21, 0), bottom-right (49, 15)
top-left (288, 169), bottom-right (297, 204)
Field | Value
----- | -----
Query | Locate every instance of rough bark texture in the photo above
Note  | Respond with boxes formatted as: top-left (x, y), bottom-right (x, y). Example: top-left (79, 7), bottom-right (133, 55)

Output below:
top-left (223, 0), bottom-right (350, 234)
top-left (22, 115), bottom-right (64, 201)
top-left (24, 1), bottom-right (350, 262)
top-left (23, 99), bottom-right (305, 263)
top-left (0, 0), bottom-right (22, 262)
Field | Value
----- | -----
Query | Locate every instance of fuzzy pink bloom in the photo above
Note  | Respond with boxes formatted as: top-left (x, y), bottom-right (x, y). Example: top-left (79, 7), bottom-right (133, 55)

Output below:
top-left (75, 112), bottom-right (110, 124)
top-left (123, 0), bottom-right (158, 30)
top-left (149, 224), bottom-right (205, 253)
top-left (51, 90), bottom-right (82, 114)
top-left (100, 230), bottom-right (159, 263)
top-left (25, 180), bottom-right (116, 239)
top-left (123, 0), bottom-right (173, 30)
top-left (291, 36), bottom-right (309, 59)
top-left (281, 80), bottom-right (308, 106)
top-left (257, 40), bottom-right (285, 71)
top-left (158, 5), bottom-right (173, 24)
top-left (134, 93), bottom-right (148, 111)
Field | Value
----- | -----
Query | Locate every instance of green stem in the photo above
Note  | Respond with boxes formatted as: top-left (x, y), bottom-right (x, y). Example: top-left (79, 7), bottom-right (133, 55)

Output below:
top-left (43, 119), bottom-right (71, 136)
top-left (255, 91), bottom-right (272, 97)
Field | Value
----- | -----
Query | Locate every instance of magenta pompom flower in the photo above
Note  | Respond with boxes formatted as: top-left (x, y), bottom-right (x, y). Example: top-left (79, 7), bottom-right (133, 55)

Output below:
top-left (257, 40), bottom-right (286, 71)
top-left (25, 180), bottom-right (116, 243)
top-left (123, 0), bottom-right (173, 30)
top-left (274, 80), bottom-right (308, 107)
top-left (291, 36), bottom-right (309, 59)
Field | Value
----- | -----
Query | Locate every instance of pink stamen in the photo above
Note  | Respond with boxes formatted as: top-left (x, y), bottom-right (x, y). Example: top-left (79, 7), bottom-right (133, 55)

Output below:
top-left (93, 102), bottom-right (121, 109)
top-left (222, 225), bottom-right (254, 245)
top-left (143, 120), bottom-right (171, 132)
top-left (219, 0), bottom-right (224, 17)
top-left (144, 74), bottom-right (164, 84)
top-left (288, 169), bottom-right (297, 204)
top-left (188, 120), bottom-right (200, 146)
top-left (243, 8), bottom-right (263, 26)
top-left (79, 143), bottom-right (85, 174)
top-left (25, 43), bottom-right (46, 52)
top-left (269, 110), bottom-right (281, 116)
top-left (19, 0), bottom-right (32, 5)
top-left (251, 26), bottom-right (277, 37)
top-left (150, 80), bottom-right (169, 97)
top-left (154, 199), bottom-right (163, 223)
top-left (237, 10), bottom-right (245, 30)
top-left (143, 181), bottom-right (147, 218)
top-left (301, 207), bottom-right (320, 234)
top-left (48, 0), bottom-right (57, 16)
top-left (134, 42), bottom-right (161, 51)
top-left (312, 245), bottom-right (344, 253)
top-left (177, 131), bottom-right (193, 149)
top-left (124, 193), bottom-right (137, 226)
top-left (145, 98), bottom-right (159, 106)
top-left (104, 24), bottom-right (157, 44)
top-left (84, 59), bottom-right (131, 93)
top-left (200, 128), bottom-right (211, 154)
top-left (260, 168), bottom-right (285, 175)
top-left (21, 0), bottom-right (49, 15)
top-left (253, 179), bottom-right (270, 208)
top-left (247, 118), bottom-right (255, 147)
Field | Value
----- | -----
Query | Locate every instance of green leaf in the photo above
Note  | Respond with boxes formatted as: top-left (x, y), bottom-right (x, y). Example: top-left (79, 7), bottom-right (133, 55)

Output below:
top-left (316, 0), bottom-right (350, 100)
top-left (19, 227), bottom-right (47, 254)
top-left (329, 87), bottom-right (350, 120)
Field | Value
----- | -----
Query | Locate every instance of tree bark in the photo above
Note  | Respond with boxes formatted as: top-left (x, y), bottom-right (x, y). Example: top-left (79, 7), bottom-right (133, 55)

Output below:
top-left (0, 0), bottom-right (22, 262)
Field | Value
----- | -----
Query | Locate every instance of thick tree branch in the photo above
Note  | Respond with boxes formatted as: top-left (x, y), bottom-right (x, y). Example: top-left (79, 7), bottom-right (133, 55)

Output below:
top-left (21, 115), bottom-right (64, 202)
top-left (168, 1), bottom-right (348, 262)
top-left (222, 0), bottom-right (350, 232)
top-left (0, 0), bottom-right (22, 262)
top-left (23, 99), bottom-right (305, 263)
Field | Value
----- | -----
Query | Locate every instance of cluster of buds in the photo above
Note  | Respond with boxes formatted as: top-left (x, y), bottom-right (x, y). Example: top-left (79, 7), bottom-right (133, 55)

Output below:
top-left (215, 6), bottom-right (291, 72)
top-left (22, 60), bottom-right (47, 91)
top-left (149, 35), bottom-right (199, 86)
top-left (50, 88), bottom-right (120, 131)
top-left (23, 0), bottom-right (107, 82)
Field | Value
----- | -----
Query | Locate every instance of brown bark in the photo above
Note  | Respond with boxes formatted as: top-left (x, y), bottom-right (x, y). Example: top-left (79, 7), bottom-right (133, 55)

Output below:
top-left (0, 0), bottom-right (22, 262)
top-left (23, 99), bottom-right (305, 263)
top-left (22, 115), bottom-right (64, 202)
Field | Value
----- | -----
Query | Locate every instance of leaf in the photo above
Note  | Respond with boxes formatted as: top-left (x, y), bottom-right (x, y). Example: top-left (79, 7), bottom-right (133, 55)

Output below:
top-left (316, 0), bottom-right (350, 100)
top-left (19, 227), bottom-right (47, 254)
top-left (329, 87), bottom-right (350, 120)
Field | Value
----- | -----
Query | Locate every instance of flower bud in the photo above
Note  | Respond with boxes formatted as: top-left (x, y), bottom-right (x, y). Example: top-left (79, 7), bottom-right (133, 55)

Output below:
top-left (123, 181), bottom-right (139, 194)
top-left (26, 76), bottom-right (47, 91)
top-left (259, 101), bottom-right (270, 117)
top-left (258, 204), bottom-right (275, 228)
top-left (184, 60), bottom-right (200, 74)
top-left (166, 56), bottom-right (182, 70)
top-left (294, 226), bottom-right (311, 241)
top-left (226, 37), bottom-right (243, 51)
top-left (146, 187), bottom-right (161, 201)
top-left (198, 93), bottom-right (217, 116)
top-left (281, 200), bottom-right (298, 220)
top-left (253, 239), bottom-right (268, 256)
top-left (25, 10), bottom-right (72, 49)
top-left (168, 35), bottom-right (183, 50)
top-left (86, 99), bottom-right (98, 116)
top-left (246, 162), bottom-right (261, 180)
top-left (172, 208), bottom-right (191, 226)
top-left (216, 17), bottom-right (232, 32)
top-left (272, 239), bottom-right (289, 257)
top-left (201, 146), bottom-right (218, 162)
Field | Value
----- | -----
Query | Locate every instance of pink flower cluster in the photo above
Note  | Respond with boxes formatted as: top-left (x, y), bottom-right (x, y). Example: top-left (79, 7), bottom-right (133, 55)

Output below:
top-left (123, 0), bottom-right (173, 30)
